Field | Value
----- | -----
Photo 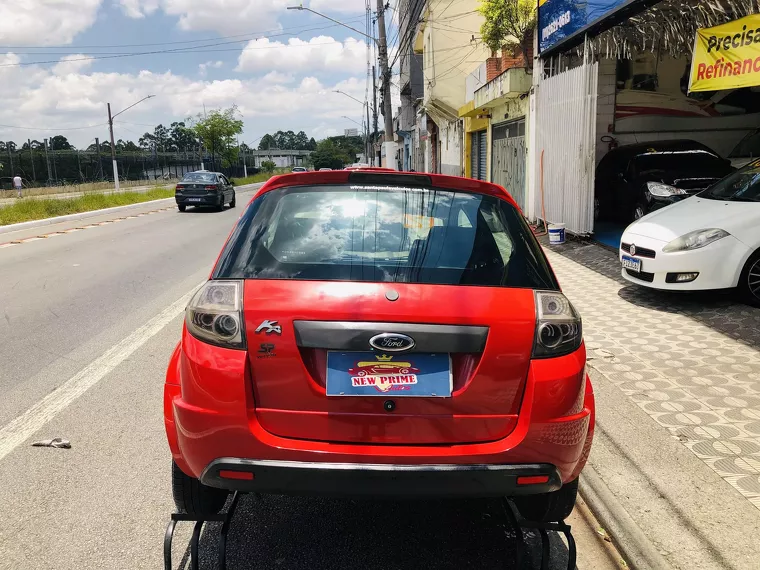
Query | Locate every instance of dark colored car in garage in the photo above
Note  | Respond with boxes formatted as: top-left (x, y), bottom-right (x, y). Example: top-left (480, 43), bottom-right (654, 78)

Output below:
top-left (175, 171), bottom-right (236, 212)
top-left (595, 140), bottom-right (735, 223)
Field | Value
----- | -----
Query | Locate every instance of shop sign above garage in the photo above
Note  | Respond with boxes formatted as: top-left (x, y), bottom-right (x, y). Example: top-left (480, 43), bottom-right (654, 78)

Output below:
top-left (538, 0), bottom-right (643, 53)
top-left (689, 14), bottom-right (760, 92)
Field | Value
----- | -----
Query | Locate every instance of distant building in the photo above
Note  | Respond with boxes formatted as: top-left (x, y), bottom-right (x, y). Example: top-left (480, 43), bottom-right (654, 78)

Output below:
top-left (344, 128), bottom-right (359, 137)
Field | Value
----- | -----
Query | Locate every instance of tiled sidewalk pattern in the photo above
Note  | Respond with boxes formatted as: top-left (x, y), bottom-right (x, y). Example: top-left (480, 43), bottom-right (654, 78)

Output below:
top-left (546, 243), bottom-right (760, 509)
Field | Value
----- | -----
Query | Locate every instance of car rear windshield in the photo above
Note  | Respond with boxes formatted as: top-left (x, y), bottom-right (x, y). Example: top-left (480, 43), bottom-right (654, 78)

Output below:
top-left (699, 159), bottom-right (760, 202)
top-left (182, 172), bottom-right (217, 183)
top-left (213, 184), bottom-right (558, 289)
top-left (632, 148), bottom-right (726, 175)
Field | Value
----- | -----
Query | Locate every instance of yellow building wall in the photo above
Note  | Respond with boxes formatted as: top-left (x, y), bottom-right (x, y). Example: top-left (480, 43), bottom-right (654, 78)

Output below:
top-left (422, 0), bottom-right (491, 112)
top-left (463, 115), bottom-right (489, 179)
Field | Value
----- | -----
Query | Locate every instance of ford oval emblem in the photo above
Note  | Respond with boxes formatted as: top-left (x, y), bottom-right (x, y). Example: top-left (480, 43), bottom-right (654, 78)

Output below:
top-left (369, 333), bottom-right (415, 352)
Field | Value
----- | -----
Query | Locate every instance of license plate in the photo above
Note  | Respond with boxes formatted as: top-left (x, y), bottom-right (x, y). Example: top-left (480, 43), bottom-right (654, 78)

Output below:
top-left (326, 352), bottom-right (452, 397)
top-left (621, 255), bottom-right (642, 272)
top-left (187, 198), bottom-right (203, 202)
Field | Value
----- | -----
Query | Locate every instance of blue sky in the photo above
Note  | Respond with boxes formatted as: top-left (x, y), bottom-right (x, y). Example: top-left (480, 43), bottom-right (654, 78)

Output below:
top-left (0, 0), bottom-right (401, 148)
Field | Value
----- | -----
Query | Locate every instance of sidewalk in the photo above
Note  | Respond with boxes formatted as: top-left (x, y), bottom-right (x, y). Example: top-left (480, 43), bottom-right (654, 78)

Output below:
top-left (0, 184), bottom-right (167, 207)
top-left (544, 237), bottom-right (760, 570)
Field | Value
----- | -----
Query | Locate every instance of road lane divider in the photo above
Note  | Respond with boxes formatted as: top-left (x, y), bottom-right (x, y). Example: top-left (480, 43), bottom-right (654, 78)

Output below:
top-left (0, 283), bottom-right (204, 463)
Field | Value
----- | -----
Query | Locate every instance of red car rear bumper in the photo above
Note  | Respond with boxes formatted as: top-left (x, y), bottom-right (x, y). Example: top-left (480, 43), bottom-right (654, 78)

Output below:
top-left (165, 336), bottom-right (595, 497)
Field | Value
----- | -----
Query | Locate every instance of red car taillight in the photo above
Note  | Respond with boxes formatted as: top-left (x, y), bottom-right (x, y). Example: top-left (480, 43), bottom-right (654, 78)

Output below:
top-left (205, 184), bottom-right (218, 191)
top-left (186, 281), bottom-right (246, 349)
top-left (176, 184), bottom-right (185, 190)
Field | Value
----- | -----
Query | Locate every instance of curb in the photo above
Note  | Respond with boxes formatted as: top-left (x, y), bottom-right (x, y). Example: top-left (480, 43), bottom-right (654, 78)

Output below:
top-left (0, 182), bottom-right (265, 237)
top-left (0, 197), bottom-right (175, 236)
top-left (579, 466), bottom-right (674, 570)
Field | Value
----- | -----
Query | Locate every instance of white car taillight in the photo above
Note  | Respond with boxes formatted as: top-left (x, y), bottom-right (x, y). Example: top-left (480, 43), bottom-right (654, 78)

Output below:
top-left (532, 291), bottom-right (582, 358)
top-left (185, 280), bottom-right (245, 349)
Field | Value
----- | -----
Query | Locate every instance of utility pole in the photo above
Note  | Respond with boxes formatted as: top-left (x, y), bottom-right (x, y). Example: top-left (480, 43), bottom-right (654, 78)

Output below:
top-left (376, 0), bottom-right (394, 145)
top-left (106, 95), bottom-right (154, 188)
top-left (44, 138), bottom-right (51, 184)
top-left (28, 139), bottom-right (36, 182)
top-left (372, 65), bottom-right (379, 165)
top-left (7, 142), bottom-right (13, 176)
top-left (366, 103), bottom-right (371, 165)
top-left (107, 103), bottom-right (120, 190)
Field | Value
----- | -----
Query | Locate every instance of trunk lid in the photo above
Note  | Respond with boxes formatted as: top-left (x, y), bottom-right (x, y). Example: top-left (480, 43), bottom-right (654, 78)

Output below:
top-left (244, 280), bottom-right (536, 445)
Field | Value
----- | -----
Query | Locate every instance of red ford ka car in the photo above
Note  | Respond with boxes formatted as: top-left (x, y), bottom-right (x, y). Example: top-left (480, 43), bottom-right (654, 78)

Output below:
top-left (164, 170), bottom-right (594, 523)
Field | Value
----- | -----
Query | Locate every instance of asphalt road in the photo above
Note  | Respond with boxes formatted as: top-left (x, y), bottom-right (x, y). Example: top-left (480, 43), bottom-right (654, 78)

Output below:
top-left (0, 184), bottom-right (623, 570)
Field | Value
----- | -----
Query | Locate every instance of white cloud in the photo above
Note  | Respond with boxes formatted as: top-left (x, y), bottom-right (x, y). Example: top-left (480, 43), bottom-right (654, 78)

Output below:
top-left (236, 36), bottom-right (367, 74)
top-left (52, 55), bottom-right (95, 76)
top-left (261, 71), bottom-right (295, 84)
top-left (309, 0), bottom-right (366, 13)
top-left (118, 0), bottom-right (290, 34)
top-left (119, 0), bottom-right (159, 18)
top-left (0, 55), bottom-right (376, 147)
top-left (198, 60), bottom-right (223, 76)
top-left (0, 0), bottom-right (101, 45)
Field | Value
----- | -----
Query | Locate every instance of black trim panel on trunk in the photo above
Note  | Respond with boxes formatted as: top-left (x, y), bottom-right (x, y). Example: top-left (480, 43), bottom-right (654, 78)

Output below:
top-left (293, 321), bottom-right (488, 353)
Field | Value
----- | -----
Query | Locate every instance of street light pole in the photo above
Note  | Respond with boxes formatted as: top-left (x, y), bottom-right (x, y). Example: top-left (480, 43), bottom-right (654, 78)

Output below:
top-left (290, 4), bottom-right (394, 166)
top-left (107, 95), bottom-right (155, 191)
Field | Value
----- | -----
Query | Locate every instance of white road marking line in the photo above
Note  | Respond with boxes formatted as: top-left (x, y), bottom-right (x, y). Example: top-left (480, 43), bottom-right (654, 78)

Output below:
top-left (20, 237), bottom-right (44, 242)
top-left (0, 243), bottom-right (18, 248)
top-left (0, 285), bottom-right (201, 463)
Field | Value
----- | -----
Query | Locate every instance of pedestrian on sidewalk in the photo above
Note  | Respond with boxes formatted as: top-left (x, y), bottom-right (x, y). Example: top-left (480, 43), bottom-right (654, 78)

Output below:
top-left (13, 174), bottom-right (23, 198)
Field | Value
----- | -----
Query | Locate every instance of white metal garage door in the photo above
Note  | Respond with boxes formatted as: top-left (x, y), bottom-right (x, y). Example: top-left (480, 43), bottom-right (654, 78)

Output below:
top-left (470, 130), bottom-right (487, 180)
top-left (492, 119), bottom-right (526, 210)
top-left (534, 59), bottom-right (598, 235)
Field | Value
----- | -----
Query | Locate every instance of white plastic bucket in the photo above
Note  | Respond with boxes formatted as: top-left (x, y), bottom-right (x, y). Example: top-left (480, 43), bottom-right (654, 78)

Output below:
top-left (548, 223), bottom-right (566, 245)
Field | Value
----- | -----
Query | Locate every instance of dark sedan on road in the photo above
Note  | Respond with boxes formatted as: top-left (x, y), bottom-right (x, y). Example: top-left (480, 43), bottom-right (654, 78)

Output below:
top-left (595, 140), bottom-right (735, 223)
top-left (175, 171), bottom-right (236, 212)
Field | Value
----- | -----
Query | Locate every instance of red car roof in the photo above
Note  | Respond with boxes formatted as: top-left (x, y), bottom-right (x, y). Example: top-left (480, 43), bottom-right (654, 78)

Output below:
top-left (253, 170), bottom-right (519, 209)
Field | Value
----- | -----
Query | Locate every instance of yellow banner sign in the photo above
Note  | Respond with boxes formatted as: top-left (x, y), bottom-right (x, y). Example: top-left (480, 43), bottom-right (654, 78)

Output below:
top-left (690, 14), bottom-right (760, 92)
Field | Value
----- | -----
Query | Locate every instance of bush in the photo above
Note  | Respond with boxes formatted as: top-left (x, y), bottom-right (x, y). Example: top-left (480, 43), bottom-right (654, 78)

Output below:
top-left (261, 160), bottom-right (277, 173)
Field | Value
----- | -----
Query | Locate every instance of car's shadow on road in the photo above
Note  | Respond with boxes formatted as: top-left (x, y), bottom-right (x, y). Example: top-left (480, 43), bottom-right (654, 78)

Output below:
top-left (176, 494), bottom-right (575, 569)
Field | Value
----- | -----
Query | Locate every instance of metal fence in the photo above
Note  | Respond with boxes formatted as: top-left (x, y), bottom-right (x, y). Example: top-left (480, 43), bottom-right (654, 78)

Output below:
top-left (0, 149), bottom-right (257, 189)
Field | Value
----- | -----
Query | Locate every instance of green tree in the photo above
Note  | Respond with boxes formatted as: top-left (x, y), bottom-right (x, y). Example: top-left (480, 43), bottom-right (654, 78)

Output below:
top-left (192, 106), bottom-right (244, 169)
top-left (479, 0), bottom-right (536, 68)
top-left (169, 121), bottom-right (196, 151)
top-left (260, 160), bottom-right (277, 173)
top-left (50, 135), bottom-right (73, 150)
top-left (311, 138), bottom-right (351, 170)
top-left (258, 134), bottom-right (276, 150)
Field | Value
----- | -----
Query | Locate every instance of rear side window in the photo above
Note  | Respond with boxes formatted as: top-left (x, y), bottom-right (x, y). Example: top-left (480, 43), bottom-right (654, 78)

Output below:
top-left (214, 185), bottom-right (558, 289)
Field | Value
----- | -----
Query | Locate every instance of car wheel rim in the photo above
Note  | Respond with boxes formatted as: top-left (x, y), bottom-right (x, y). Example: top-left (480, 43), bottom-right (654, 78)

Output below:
top-left (749, 259), bottom-right (760, 299)
top-left (633, 206), bottom-right (645, 220)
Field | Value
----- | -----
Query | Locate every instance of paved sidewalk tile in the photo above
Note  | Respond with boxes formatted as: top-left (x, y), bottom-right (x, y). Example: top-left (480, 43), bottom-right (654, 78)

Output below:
top-left (545, 241), bottom-right (760, 509)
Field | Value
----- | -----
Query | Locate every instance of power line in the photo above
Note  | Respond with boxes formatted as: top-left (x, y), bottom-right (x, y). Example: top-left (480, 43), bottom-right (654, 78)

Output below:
top-left (0, 20), bottom-right (371, 67)
top-left (0, 121), bottom-right (108, 131)
top-left (0, 18), bottom-right (367, 51)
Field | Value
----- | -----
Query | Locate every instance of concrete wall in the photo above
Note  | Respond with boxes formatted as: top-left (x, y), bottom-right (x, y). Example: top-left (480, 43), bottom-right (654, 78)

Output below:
top-left (439, 120), bottom-right (462, 176)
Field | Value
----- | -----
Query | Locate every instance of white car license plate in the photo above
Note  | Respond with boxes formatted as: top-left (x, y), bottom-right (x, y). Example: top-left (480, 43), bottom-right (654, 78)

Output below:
top-left (621, 255), bottom-right (642, 272)
top-left (187, 198), bottom-right (203, 202)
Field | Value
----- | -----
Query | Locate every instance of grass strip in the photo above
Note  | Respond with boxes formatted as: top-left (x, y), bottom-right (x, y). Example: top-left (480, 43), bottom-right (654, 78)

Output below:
top-left (0, 188), bottom-right (175, 226)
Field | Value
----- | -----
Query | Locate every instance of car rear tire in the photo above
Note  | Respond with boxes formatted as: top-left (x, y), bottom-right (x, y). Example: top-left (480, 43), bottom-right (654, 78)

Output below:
top-left (511, 477), bottom-right (578, 522)
top-left (178, 204), bottom-right (186, 212)
top-left (171, 461), bottom-right (229, 516)
top-left (230, 192), bottom-right (236, 208)
top-left (739, 249), bottom-right (760, 307)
